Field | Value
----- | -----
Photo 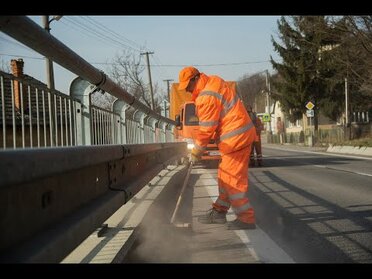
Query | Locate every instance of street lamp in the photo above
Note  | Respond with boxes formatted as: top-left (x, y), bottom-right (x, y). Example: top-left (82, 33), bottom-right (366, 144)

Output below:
top-left (42, 15), bottom-right (62, 92)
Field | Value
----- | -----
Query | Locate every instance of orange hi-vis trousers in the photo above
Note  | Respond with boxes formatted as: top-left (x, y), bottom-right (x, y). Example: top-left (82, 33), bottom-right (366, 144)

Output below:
top-left (250, 136), bottom-right (262, 163)
top-left (213, 144), bottom-right (255, 224)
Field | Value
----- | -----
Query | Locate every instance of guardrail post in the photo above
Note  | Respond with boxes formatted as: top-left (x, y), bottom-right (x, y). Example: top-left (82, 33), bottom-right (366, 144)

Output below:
top-left (70, 77), bottom-right (94, 145)
top-left (159, 121), bottom-right (167, 143)
top-left (113, 100), bottom-right (128, 144)
top-left (133, 110), bottom-right (145, 144)
top-left (146, 116), bottom-right (157, 143)
top-left (166, 123), bottom-right (175, 143)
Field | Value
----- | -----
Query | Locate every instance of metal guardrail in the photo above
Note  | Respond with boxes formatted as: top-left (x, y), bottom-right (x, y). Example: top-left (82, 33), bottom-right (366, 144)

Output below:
top-left (0, 142), bottom-right (188, 263)
top-left (0, 16), bottom-right (175, 126)
top-left (0, 16), bottom-right (176, 149)
top-left (0, 72), bottom-right (175, 148)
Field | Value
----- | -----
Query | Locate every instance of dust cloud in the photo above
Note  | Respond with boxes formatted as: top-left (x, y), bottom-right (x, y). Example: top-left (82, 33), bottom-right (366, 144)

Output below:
top-left (123, 178), bottom-right (194, 263)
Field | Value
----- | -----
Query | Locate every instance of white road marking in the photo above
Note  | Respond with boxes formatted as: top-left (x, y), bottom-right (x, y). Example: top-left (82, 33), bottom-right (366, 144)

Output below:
top-left (313, 164), bottom-right (372, 177)
top-left (202, 172), bottom-right (295, 263)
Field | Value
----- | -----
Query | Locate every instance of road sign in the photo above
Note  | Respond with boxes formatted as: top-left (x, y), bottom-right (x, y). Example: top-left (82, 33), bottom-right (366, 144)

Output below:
top-left (262, 113), bottom-right (271, 122)
top-left (305, 101), bottom-right (315, 110)
top-left (306, 109), bottom-right (314, 117)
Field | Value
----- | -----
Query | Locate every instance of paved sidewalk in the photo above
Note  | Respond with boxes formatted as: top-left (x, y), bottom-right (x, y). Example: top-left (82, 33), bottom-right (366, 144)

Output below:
top-left (191, 167), bottom-right (259, 263)
top-left (189, 166), bottom-right (294, 263)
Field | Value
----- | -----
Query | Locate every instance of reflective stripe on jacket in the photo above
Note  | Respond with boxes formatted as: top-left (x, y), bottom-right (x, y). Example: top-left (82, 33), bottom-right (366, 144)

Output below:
top-left (193, 74), bottom-right (256, 155)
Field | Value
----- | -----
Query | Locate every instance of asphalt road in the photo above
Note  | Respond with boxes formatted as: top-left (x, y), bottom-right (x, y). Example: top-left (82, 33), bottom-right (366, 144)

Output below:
top-left (124, 144), bottom-right (372, 263)
top-left (249, 144), bottom-right (372, 263)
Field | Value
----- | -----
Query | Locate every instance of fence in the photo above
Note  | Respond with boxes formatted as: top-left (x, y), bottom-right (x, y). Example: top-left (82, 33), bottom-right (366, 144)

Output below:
top-left (0, 73), bottom-right (175, 149)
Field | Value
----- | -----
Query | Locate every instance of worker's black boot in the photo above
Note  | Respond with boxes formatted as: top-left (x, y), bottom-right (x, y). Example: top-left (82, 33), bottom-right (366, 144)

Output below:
top-left (198, 208), bottom-right (227, 224)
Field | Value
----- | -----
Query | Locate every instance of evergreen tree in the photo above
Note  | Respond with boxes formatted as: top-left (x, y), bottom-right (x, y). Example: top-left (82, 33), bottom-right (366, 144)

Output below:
top-left (271, 16), bottom-right (342, 129)
top-left (327, 16), bottom-right (372, 116)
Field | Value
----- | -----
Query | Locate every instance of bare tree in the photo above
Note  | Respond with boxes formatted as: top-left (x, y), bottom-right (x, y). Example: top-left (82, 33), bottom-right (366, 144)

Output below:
top-left (328, 16), bottom-right (372, 103)
top-left (0, 58), bottom-right (10, 73)
top-left (90, 90), bottom-right (116, 110)
top-left (237, 72), bottom-right (266, 113)
top-left (107, 49), bottom-right (164, 112)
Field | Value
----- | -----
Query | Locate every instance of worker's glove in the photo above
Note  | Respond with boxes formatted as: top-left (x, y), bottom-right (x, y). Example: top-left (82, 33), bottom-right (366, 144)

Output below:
top-left (191, 148), bottom-right (203, 164)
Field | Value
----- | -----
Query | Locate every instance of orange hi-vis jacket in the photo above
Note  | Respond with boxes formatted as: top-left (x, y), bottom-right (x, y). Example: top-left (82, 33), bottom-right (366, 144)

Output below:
top-left (192, 73), bottom-right (256, 155)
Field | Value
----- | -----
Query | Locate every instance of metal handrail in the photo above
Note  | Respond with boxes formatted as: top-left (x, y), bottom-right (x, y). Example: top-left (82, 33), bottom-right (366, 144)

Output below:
top-left (0, 16), bottom-right (175, 126)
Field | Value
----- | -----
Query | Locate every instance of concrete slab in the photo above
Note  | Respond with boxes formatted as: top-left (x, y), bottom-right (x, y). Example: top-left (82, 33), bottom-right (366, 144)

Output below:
top-left (190, 166), bottom-right (294, 263)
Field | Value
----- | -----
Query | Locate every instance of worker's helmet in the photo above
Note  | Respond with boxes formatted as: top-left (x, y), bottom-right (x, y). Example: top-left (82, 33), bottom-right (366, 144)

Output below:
top-left (178, 66), bottom-right (200, 90)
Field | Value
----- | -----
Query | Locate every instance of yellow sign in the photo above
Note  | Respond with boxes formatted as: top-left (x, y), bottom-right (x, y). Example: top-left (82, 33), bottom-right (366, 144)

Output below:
top-left (262, 113), bottom-right (271, 122)
top-left (305, 101), bottom-right (315, 110)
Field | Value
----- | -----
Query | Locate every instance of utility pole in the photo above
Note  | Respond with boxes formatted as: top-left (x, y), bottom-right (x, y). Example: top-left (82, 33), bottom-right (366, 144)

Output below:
top-left (265, 70), bottom-right (273, 142)
top-left (42, 15), bottom-right (61, 146)
top-left (163, 79), bottom-right (173, 118)
top-left (140, 51), bottom-right (155, 110)
top-left (344, 77), bottom-right (352, 141)
top-left (345, 77), bottom-right (349, 126)
top-left (42, 16), bottom-right (61, 92)
top-left (163, 79), bottom-right (173, 102)
top-left (42, 16), bottom-right (55, 92)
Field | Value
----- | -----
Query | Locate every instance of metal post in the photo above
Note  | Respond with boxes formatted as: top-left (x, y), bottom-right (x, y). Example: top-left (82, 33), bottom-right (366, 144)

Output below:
top-left (42, 16), bottom-right (61, 146)
top-left (345, 77), bottom-right (348, 125)
top-left (163, 79), bottom-right (173, 102)
top-left (70, 77), bottom-right (93, 145)
top-left (163, 100), bottom-right (167, 117)
top-left (141, 52), bottom-right (155, 110)
top-left (310, 116), bottom-right (313, 147)
top-left (42, 16), bottom-right (56, 92)
top-left (265, 70), bottom-right (273, 142)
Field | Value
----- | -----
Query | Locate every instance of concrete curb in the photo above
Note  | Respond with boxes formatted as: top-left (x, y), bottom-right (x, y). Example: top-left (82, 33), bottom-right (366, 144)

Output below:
top-left (327, 145), bottom-right (372, 156)
top-left (62, 164), bottom-right (188, 263)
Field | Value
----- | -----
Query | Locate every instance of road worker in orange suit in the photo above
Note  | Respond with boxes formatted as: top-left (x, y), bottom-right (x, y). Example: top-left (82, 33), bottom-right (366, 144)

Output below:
top-left (178, 66), bottom-right (257, 230)
top-left (247, 105), bottom-right (264, 167)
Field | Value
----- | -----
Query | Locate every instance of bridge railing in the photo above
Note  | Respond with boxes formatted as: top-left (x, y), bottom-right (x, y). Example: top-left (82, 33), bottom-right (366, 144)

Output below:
top-left (0, 16), bottom-right (186, 263)
top-left (0, 72), bottom-right (176, 148)
top-left (0, 16), bottom-right (176, 149)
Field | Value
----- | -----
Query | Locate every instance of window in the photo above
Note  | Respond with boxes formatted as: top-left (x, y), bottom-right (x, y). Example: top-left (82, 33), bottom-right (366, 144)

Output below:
top-left (184, 103), bottom-right (199, 126)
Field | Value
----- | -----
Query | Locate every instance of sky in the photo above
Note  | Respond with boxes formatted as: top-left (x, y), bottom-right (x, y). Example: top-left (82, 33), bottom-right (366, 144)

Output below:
top-left (0, 15), bottom-right (282, 99)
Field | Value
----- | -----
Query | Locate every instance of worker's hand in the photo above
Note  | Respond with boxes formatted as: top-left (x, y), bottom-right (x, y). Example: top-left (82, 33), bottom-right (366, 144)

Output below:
top-left (191, 148), bottom-right (203, 164)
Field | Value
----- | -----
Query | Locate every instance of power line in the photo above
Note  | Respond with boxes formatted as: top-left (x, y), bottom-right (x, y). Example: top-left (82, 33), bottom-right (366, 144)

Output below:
top-left (60, 18), bottom-right (112, 47)
top-left (0, 35), bottom-right (37, 53)
top-left (64, 17), bottom-right (141, 53)
top-left (84, 16), bottom-right (143, 52)
top-left (91, 60), bottom-right (271, 67)
top-left (0, 53), bottom-right (44, 60)
top-left (0, 52), bottom-right (270, 68)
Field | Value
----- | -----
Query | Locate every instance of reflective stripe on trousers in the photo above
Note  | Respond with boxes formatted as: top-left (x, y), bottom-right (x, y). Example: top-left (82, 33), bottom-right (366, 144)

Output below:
top-left (213, 144), bottom-right (255, 223)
